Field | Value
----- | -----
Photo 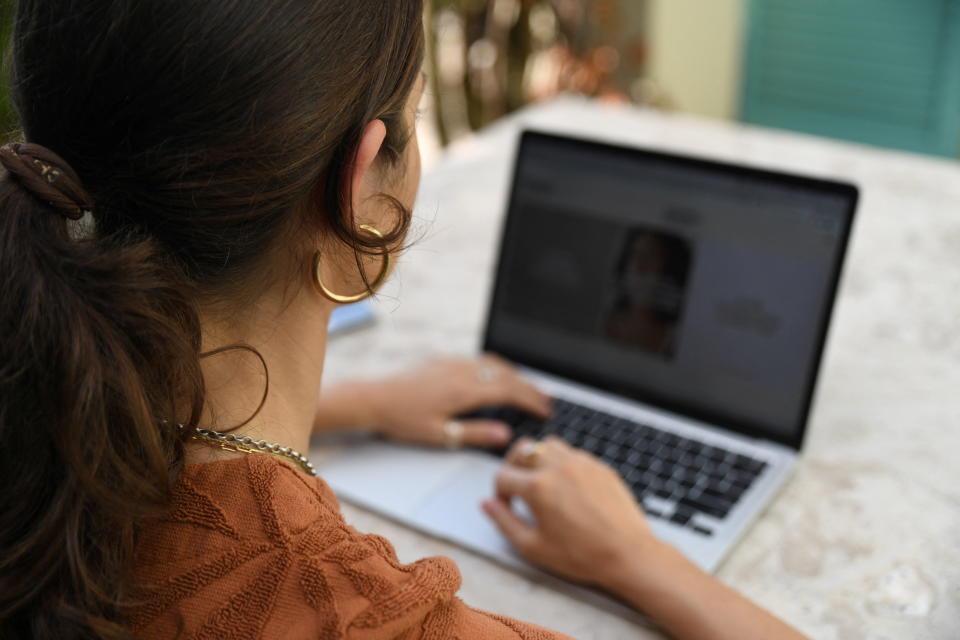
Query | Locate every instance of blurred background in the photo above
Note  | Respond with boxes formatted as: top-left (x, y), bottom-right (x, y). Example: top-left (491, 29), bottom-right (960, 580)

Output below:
top-left (2, 0), bottom-right (960, 165)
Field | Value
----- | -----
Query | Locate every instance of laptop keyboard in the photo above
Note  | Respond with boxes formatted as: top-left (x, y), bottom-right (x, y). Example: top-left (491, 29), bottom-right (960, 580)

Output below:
top-left (470, 398), bottom-right (769, 537)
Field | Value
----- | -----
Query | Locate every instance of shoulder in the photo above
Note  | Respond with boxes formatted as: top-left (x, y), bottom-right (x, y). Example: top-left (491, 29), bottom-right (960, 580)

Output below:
top-left (130, 455), bottom-right (571, 640)
top-left (131, 455), bottom-right (458, 638)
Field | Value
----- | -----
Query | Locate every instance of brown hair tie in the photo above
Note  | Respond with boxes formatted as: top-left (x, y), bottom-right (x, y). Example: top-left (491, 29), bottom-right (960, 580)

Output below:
top-left (0, 142), bottom-right (94, 220)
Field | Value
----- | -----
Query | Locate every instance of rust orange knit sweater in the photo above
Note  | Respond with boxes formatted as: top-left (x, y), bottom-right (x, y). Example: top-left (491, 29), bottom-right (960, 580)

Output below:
top-left (131, 454), bottom-right (574, 639)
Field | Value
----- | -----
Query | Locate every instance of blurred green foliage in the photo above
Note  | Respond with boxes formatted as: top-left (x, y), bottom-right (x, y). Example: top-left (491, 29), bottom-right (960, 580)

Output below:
top-left (0, 0), bottom-right (18, 142)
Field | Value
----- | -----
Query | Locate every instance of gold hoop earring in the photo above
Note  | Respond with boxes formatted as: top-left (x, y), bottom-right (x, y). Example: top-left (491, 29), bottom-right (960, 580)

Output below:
top-left (313, 224), bottom-right (393, 304)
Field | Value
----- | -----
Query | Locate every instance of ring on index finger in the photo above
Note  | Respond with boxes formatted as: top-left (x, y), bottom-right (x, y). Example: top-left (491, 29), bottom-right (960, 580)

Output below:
top-left (518, 440), bottom-right (544, 467)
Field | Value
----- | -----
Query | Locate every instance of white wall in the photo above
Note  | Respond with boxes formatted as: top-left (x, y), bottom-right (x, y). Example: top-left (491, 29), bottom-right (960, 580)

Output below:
top-left (646, 0), bottom-right (747, 120)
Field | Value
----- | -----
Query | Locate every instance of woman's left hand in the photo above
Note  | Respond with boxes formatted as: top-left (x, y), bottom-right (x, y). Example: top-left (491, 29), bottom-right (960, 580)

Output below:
top-left (316, 355), bottom-right (552, 449)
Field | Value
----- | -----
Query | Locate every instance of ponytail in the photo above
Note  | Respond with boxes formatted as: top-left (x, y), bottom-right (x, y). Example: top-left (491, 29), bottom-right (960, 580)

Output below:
top-left (0, 144), bottom-right (204, 638)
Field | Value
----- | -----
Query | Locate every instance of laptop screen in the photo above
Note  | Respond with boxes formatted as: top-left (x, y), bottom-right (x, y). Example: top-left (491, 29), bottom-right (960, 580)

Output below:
top-left (484, 131), bottom-right (857, 449)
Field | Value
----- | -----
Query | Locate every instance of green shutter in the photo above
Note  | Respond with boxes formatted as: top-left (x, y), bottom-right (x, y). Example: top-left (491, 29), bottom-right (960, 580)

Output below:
top-left (742, 0), bottom-right (960, 157)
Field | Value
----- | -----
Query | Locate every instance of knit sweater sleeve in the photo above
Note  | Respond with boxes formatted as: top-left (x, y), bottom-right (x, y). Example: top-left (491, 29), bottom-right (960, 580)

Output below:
top-left (324, 526), bottom-right (575, 640)
top-left (130, 455), bottom-right (575, 640)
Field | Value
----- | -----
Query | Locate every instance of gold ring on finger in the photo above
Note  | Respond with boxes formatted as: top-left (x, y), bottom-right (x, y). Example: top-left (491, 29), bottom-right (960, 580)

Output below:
top-left (519, 441), bottom-right (544, 467)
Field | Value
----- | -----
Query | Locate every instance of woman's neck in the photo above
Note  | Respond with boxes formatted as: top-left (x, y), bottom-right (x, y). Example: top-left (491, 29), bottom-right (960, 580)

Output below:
top-left (190, 289), bottom-right (333, 465)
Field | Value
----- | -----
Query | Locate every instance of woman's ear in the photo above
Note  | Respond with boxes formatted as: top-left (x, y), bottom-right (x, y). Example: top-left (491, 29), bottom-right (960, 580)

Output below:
top-left (309, 119), bottom-right (389, 301)
top-left (350, 119), bottom-right (387, 214)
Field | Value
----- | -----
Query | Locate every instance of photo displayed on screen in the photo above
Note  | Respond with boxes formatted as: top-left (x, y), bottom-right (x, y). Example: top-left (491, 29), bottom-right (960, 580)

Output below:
top-left (488, 133), bottom-right (854, 443)
top-left (604, 227), bottom-right (692, 359)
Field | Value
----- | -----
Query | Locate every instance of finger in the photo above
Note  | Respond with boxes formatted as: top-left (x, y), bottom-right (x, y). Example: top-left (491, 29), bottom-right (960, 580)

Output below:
top-left (504, 437), bottom-right (536, 467)
top-left (475, 353), bottom-right (510, 387)
top-left (504, 377), bottom-right (553, 418)
top-left (495, 465), bottom-right (536, 501)
top-left (478, 354), bottom-right (552, 417)
top-left (458, 419), bottom-right (512, 448)
top-left (481, 498), bottom-right (538, 554)
top-left (479, 352), bottom-right (512, 370)
top-left (542, 435), bottom-right (572, 452)
top-left (503, 437), bottom-right (566, 470)
top-left (527, 435), bottom-right (571, 462)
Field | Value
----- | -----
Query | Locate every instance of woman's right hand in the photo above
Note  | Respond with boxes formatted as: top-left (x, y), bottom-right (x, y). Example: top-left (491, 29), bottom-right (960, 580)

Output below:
top-left (482, 435), bottom-right (677, 590)
top-left (483, 436), bottom-right (812, 640)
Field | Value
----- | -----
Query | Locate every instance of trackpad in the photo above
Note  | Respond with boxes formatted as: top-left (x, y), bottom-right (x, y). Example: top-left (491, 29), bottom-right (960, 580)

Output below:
top-left (412, 454), bottom-right (532, 569)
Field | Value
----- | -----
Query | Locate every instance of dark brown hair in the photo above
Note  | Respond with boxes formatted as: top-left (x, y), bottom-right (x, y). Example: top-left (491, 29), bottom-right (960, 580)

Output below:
top-left (0, 1), bottom-right (424, 637)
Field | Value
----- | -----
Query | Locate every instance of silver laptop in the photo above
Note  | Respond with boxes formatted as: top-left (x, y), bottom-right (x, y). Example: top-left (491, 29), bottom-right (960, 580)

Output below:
top-left (317, 130), bottom-right (858, 619)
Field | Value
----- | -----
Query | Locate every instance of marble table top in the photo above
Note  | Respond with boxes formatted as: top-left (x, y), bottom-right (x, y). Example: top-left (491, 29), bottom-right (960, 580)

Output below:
top-left (316, 97), bottom-right (960, 640)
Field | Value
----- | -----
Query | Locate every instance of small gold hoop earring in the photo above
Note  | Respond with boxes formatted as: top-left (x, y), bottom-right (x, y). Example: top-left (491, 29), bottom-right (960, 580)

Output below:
top-left (313, 224), bottom-right (392, 304)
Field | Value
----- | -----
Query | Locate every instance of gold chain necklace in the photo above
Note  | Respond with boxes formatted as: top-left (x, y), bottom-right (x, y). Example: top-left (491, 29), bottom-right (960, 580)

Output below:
top-left (186, 426), bottom-right (317, 477)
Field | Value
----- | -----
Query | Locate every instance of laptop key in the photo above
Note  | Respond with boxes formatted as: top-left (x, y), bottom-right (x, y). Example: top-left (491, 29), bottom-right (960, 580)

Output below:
top-left (586, 423), bottom-right (607, 437)
top-left (599, 447), bottom-right (620, 460)
top-left (567, 434), bottom-right (587, 449)
top-left (719, 487), bottom-right (747, 505)
top-left (677, 453), bottom-right (697, 469)
top-left (663, 433), bottom-right (681, 447)
top-left (640, 471), bottom-right (659, 487)
top-left (704, 446), bottom-right (726, 463)
top-left (678, 495), bottom-right (734, 519)
top-left (670, 507), bottom-right (695, 526)
top-left (703, 483), bottom-right (735, 499)
top-left (733, 454), bottom-right (765, 473)
top-left (727, 472), bottom-right (756, 490)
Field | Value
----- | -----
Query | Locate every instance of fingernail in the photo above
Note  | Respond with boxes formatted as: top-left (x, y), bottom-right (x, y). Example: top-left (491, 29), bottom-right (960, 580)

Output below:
top-left (490, 425), bottom-right (511, 444)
